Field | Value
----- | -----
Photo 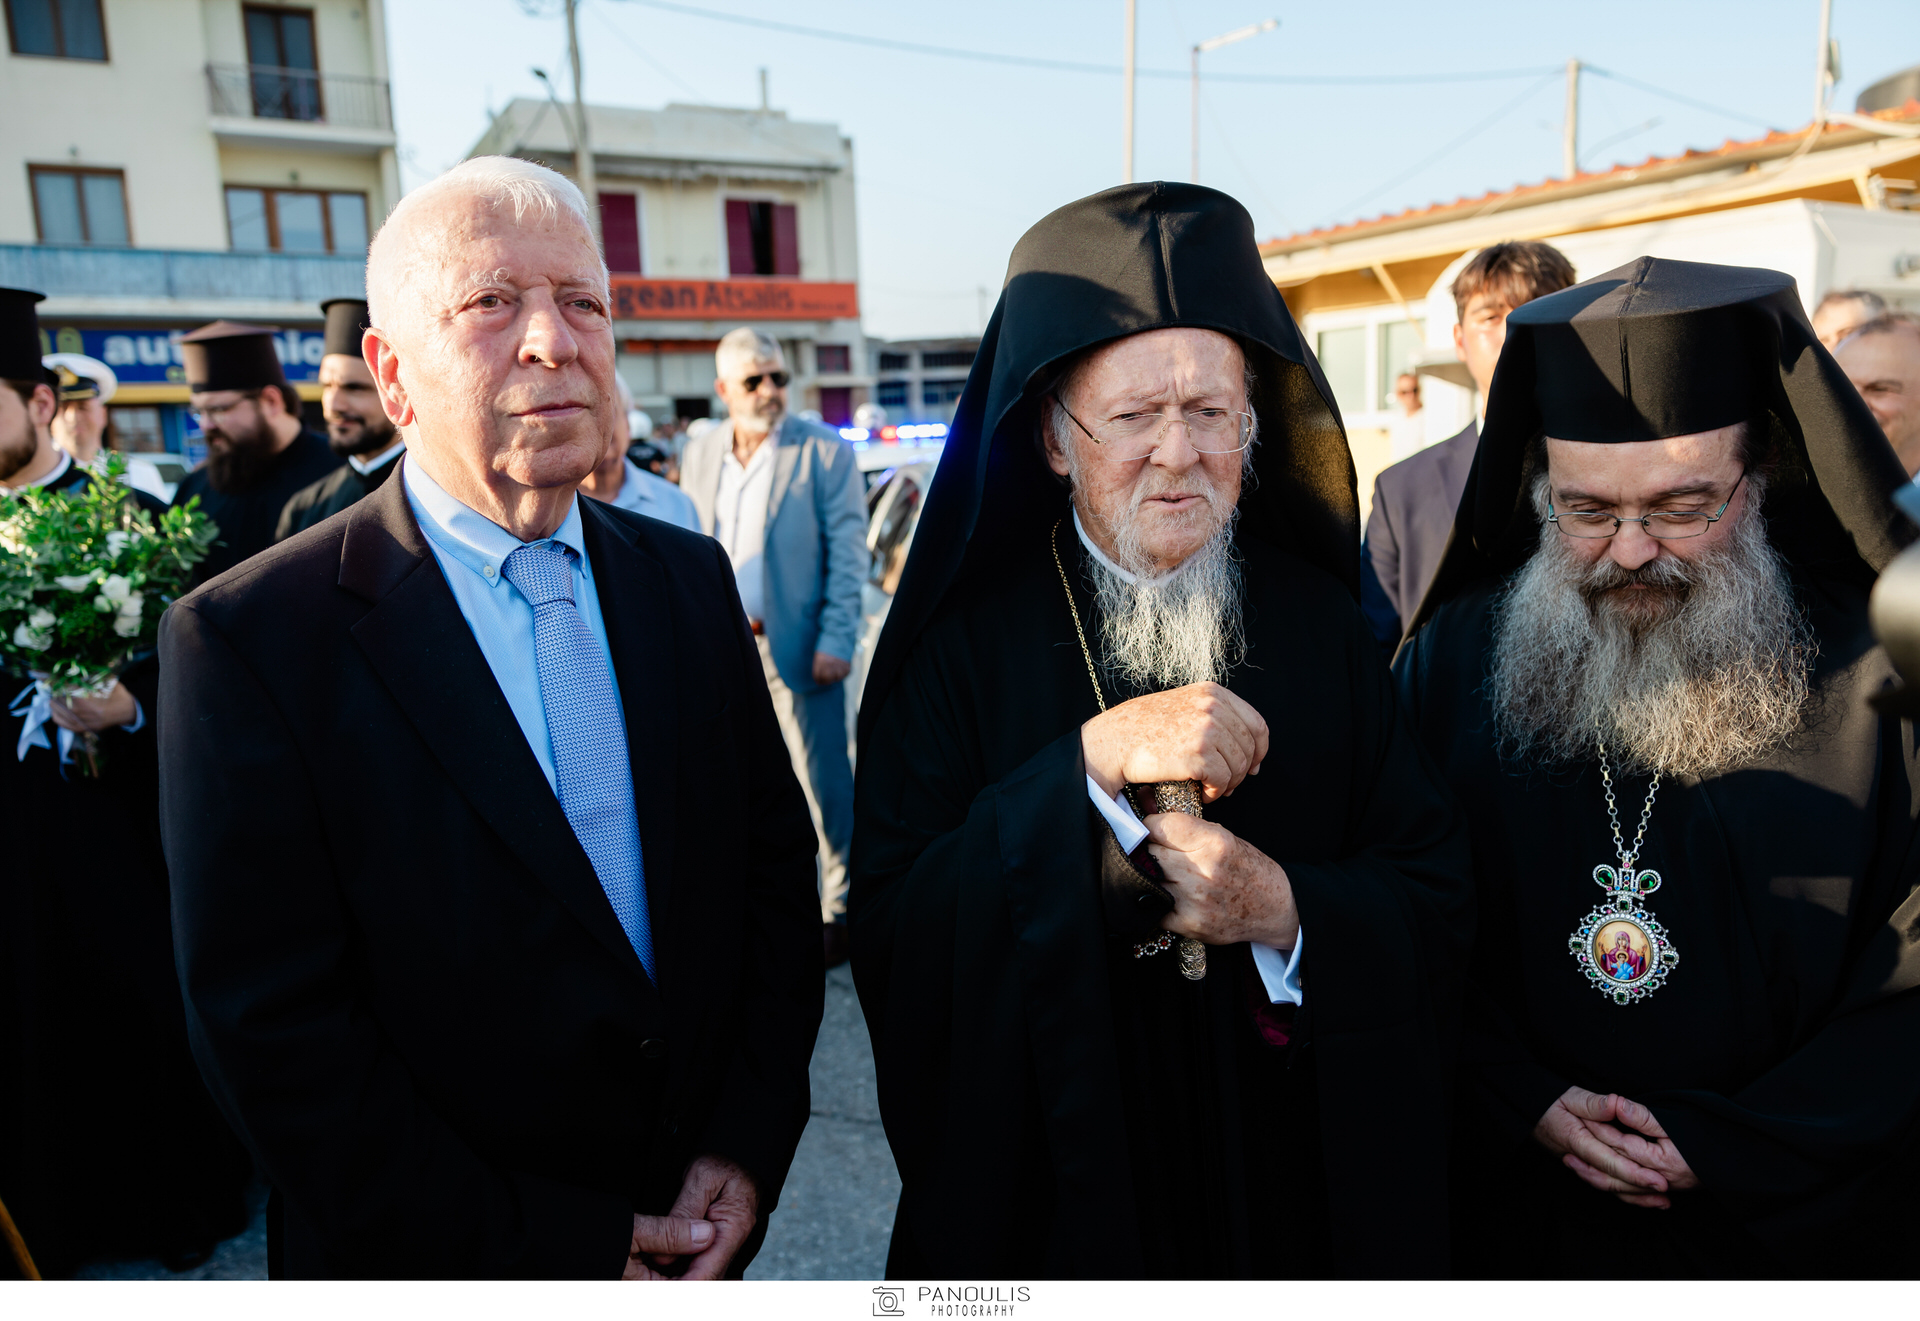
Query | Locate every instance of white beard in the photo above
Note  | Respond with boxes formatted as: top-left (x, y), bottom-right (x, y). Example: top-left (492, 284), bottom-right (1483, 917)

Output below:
top-left (1488, 478), bottom-right (1814, 779)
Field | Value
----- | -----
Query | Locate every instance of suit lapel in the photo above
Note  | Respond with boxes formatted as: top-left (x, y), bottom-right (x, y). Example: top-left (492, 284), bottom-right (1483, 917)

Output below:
top-left (339, 470), bottom-right (659, 990)
top-left (765, 418), bottom-right (803, 525)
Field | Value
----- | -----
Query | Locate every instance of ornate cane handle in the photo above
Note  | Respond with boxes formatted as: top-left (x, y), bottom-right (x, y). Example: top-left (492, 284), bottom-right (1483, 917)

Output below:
top-left (1139, 781), bottom-right (1208, 980)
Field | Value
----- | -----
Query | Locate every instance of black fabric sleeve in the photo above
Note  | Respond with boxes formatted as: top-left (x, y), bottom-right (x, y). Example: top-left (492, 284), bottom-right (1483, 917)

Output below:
top-left (159, 602), bottom-right (633, 1279)
top-left (689, 540), bottom-right (826, 1207)
top-left (1395, 617), bottom-right (1570, 1150)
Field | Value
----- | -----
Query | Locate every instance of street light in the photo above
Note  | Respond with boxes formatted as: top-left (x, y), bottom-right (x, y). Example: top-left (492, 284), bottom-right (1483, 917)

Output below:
top-left (1192, 18), bottom-right (1279, 184)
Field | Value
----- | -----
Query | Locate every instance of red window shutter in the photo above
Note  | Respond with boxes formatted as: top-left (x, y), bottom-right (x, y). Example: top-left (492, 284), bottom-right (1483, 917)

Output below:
top-left (772, 204), bottom-right (799, 277)
top-left (600, 193), bottom-right (641, 273)
top-left (726, 199), bottom-right (756, 276)
top-left (818, 386), bottom-right (852, 426)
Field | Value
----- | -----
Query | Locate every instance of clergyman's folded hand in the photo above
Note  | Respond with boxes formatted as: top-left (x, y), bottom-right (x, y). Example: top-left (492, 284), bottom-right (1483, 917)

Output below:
top-left (1081, 681), bottom-right (1268, 803)
top-left (1145, 811), bottom-right (1298, 949)
top-left (1533, 1086), bottom-right (1697, 1210)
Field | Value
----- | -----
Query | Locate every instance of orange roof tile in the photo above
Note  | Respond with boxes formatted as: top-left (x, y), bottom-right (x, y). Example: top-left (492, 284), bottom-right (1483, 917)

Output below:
top-left (1259, 98), bottom-right (1920, 254)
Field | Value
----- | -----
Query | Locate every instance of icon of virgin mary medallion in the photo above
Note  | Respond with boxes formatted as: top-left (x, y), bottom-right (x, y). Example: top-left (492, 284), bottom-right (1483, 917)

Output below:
top-left (1567, 864), bottom-right (1680, 1005)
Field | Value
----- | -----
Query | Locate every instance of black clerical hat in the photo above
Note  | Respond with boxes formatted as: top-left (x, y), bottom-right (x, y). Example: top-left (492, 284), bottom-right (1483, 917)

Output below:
top-left (321, 298), bottom-right (372, 359)
top-left (858, 181), bottom-right (1353, 748)
top-left (181, 320), bottom-right (292, 396)
top-left (1408, 256), bottom-right (1911, 635)
top-left (0, 287), bottom-right (47, 382)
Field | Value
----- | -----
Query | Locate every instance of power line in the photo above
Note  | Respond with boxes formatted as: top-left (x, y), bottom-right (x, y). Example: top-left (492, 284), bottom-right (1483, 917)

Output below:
top-left (1583, 67), bottom-right (1775, 130)
top-left (607, 0), bottom-right (1559, 86)
top-left (1316, 71), bottom-right (1564, 228)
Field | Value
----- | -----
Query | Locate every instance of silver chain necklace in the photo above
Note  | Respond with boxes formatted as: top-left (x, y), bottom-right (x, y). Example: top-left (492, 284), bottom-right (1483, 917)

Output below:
top-left (1567, 738), bottom-right (1682, 1005)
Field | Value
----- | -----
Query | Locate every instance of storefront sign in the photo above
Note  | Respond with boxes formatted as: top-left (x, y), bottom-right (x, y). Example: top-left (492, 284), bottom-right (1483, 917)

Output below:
top-left (36, 326), bottom-right (326, 384)
top-left (609, 278), bottom-right (859, 322)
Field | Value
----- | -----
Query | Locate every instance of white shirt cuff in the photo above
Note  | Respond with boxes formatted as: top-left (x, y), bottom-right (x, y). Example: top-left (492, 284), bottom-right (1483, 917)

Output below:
top-left (1087, 775), bottom-right (1149, 853)
top-left (1250, 929), bottom-right (1305, 1006)
top-left (121, 699), bottom-right (145, 734)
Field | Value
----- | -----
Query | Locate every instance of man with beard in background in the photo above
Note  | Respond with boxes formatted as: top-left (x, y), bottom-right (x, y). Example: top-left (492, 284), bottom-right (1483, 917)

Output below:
top-left (172, 320), bottom-right (339, 582)
top-left (1398, 257), bottom-right (1920, 1277)
top-left (276, 299), bottom-right (404, 541)
top-left (852, 184), bottom-right (1472, 1278)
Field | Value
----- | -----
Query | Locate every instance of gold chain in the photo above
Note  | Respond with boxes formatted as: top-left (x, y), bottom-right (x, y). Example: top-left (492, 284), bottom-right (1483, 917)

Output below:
top-left (1051, 517), bottom-right (1108, 715)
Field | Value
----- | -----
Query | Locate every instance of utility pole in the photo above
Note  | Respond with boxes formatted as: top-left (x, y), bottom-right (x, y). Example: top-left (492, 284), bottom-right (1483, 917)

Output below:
top-left (1813, 0), bottom-right (1835, 122)
top-left (565, 0), bottom-right (599, 243)
top-left (1563, 57), bottom-right (1581, 179)
top-left (759, 67), bottom-right (769, 112)
top-left (1191, 19), bottom-right (1279, 184)
top-left (1121, 0), bottom-right (1136, 184)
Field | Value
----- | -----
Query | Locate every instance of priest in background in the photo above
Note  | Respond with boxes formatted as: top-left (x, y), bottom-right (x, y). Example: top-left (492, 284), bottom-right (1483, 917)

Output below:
top-left (851, 183), bottom-right (1473, 1279)
top-left (1397, 257), bottom-right (1920, 1276)
top-left (173, 320), bottom-right (339, 580)
top-left (0, 288), bottom-right (251, 1278)
top-left (276, 298), bottom-right (403, 541)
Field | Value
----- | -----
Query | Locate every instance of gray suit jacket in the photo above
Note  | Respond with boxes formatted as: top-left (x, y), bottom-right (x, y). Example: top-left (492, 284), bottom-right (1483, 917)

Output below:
top-left (682, 413), bottom-right (869, 694)
top-left (1364, 421), bottom-right (1478, 635)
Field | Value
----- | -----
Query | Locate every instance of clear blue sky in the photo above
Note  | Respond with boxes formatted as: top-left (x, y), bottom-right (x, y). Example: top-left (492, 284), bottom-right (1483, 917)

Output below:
top-left (387, 0), bottom-right (1916, 338)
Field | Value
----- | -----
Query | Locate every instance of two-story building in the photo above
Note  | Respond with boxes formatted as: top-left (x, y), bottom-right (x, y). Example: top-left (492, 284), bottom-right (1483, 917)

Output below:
top-left (0, 0), bottom-right (395, 465)
top-left (469, 97), bottom-right (871, 427)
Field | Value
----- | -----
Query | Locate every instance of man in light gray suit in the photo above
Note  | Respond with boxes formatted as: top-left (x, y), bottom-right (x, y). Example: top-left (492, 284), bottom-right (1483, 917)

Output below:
top-left (682, 328), bottom-right (868, 965)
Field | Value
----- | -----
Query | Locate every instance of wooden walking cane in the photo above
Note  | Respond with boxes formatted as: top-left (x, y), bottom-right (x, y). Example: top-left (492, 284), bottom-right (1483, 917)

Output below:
top-left (0, 1191), bottom-right (42, 1279)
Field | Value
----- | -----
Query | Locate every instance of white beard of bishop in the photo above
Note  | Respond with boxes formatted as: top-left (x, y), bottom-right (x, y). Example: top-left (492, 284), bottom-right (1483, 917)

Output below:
top-left (1073, 506), bottom-right (1246, 692)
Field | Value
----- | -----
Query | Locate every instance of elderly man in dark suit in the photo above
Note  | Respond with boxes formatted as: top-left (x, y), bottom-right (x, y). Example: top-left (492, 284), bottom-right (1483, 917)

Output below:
top-left (1361, 241), bottom-right (1574, 650)
top-left (158, 156), bottom-right (824, 1280)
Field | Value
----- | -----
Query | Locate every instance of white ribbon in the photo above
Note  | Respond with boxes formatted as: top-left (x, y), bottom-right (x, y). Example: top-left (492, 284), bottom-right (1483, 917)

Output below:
top-left (10, 678), bottom-right (76, 767)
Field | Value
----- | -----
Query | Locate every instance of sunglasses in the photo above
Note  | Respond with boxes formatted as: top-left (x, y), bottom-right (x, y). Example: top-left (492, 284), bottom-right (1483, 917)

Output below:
top-left (741, 371), bottom-right (790, 392)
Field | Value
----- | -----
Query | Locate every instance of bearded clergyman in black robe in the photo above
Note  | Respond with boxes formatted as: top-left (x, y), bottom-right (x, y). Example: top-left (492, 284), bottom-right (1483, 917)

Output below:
top-left (171, 320), bottom-right (340, 585)
top-left (0, 289), bottom-right (252, 1278)
top-left (1397, 256), bottom-right (1920, 1277)
top-left (850, 184), bottom-right (1474, 1279)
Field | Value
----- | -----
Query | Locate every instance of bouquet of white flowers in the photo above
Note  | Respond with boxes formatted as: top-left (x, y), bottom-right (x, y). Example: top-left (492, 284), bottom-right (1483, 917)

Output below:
top-left (0, 453), bottom-right (216, 774)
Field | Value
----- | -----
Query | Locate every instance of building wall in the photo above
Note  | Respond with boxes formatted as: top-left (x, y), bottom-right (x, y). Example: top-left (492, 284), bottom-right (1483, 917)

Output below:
top-left (3, 0), bottom-right (395, 251)
top-left (1, 0), bottom-right (226, 248)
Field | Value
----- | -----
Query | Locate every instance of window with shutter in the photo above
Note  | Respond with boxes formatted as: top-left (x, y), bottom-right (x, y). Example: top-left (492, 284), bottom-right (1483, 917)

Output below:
top-left (772, 204), bottom-right (799, 277)
top-left (725, 199), bottom-right (757, 276)
top-left (601, 193), bottom-right (641, 273)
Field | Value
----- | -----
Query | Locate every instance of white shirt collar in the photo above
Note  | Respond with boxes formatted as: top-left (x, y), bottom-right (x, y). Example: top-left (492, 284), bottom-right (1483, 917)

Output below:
top-left (348, 441), bottom-right (405, 476)
top-left (403, 456), bottom-right (586, 590)
top-left (3, 449), bottom-right (72, 494)
top-left (1071, 506), bottom-right (1192, 587)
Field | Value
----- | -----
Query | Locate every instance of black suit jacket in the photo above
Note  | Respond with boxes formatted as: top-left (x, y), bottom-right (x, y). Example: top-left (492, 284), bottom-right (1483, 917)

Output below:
top-left (158, 466), bottom-right (823, 1279)
top-left (1361, 421), bottom-right (1478, 649)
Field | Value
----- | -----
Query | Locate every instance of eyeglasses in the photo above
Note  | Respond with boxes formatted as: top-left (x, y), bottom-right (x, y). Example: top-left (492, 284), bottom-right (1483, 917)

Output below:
top-left (741, 371), bottom-right (790, 392)
top-left (189, 392), bottom-right (261, 426)
top-left (1547, 473), bottom-right (1744, 540)
top-left (1052, 395), bottom-right (1254, 463)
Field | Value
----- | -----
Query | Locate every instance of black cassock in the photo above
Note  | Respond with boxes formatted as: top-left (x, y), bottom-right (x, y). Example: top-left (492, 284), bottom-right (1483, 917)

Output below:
top-left (273, 454), bottom-right (397, 544)
top-left (1, 470), bottom-right (250, 1278)
top-left (1399, 572), bottom-right (1920, 1276)
top-left (854, 526), bottom-right (1473, 1278)
top-left (172, 429), bottom-right (341, 583)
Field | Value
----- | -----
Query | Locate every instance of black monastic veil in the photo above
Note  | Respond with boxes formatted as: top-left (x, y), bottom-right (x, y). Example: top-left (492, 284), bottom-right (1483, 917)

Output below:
top-left (850, 182), bottom-right (1475, 1279)
top-left (1398, 257), bottom-right (1920, 1276)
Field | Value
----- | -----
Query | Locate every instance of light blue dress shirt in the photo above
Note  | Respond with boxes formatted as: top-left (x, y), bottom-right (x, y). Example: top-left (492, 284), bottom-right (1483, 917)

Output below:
top-left (402, 458), bottom-right (626, 793)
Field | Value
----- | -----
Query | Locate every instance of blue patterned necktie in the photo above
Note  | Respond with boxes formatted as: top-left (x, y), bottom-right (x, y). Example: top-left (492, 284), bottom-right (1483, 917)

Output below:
top-left (501, 540), bottom-right (654, 979)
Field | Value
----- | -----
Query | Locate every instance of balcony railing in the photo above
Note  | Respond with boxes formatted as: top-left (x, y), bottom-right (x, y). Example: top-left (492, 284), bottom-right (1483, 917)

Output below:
top-left (205, 63), bottom-right (392, 132)
top-left (0, 244), bottom-right (365, 305)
